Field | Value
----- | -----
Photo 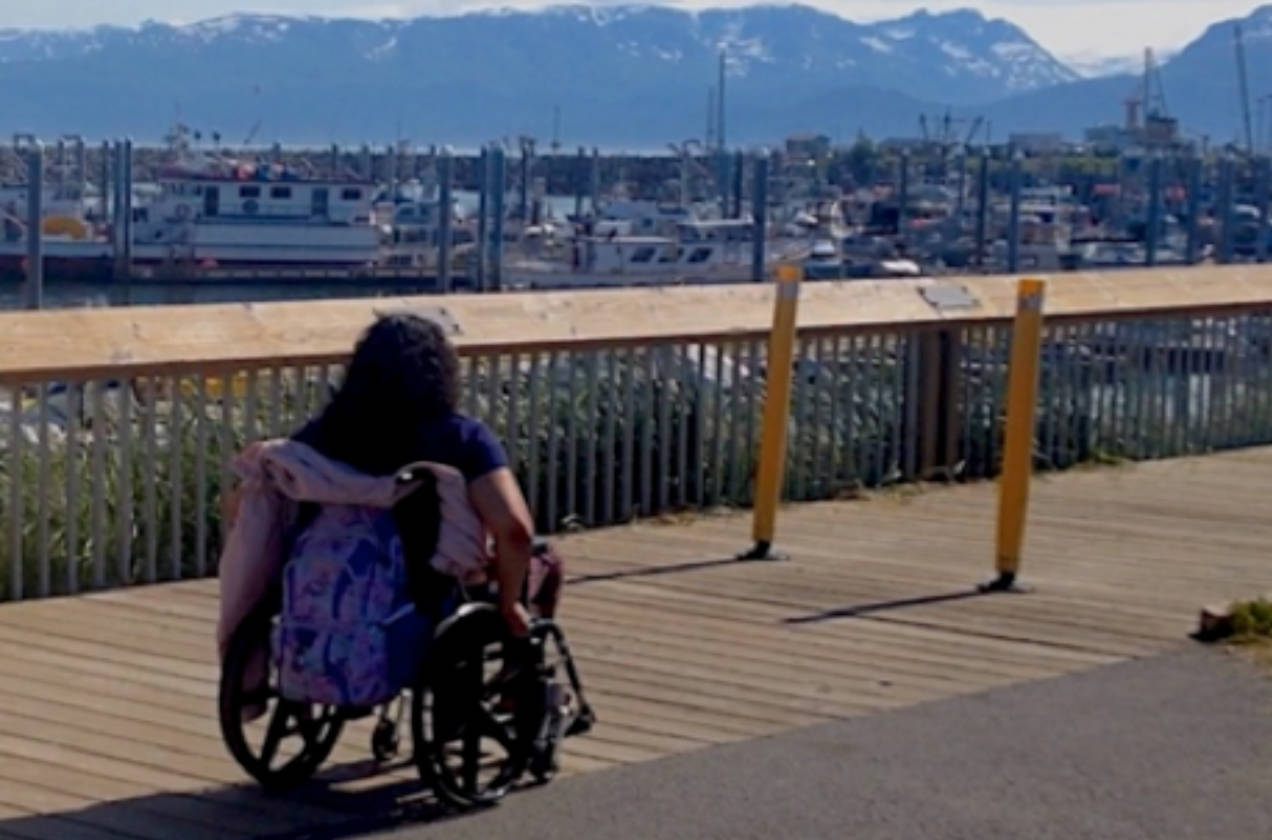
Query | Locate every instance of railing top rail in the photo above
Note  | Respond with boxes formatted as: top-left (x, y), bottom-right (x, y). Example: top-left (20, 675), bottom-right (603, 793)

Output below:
top-left (1, 266), bottom-right (1270, 382)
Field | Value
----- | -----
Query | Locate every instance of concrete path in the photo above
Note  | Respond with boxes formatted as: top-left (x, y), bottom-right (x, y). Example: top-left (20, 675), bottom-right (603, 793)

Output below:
top-left (357, 648), bottom-right (1272, 840)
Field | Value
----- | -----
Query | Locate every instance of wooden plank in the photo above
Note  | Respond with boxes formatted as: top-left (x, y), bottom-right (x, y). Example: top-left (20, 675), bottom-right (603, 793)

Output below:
top-left (0, 448), bottom-right (1269, 838)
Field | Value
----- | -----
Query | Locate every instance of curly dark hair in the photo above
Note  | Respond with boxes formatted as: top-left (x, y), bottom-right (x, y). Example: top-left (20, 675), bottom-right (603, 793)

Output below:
top-left (296, 313), bottom-right (460, 475)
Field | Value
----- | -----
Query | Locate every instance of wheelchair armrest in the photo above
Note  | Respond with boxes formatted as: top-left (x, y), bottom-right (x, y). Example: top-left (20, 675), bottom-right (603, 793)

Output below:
top-left (532, 536), bottom-right (550, 556)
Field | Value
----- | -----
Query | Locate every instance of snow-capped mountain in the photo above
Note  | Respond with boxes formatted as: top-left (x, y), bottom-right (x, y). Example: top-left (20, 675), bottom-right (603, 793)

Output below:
top-left (983, 4), bottom-right (1272, 147)
top-left (0, 5), bottom-right (1077, 144)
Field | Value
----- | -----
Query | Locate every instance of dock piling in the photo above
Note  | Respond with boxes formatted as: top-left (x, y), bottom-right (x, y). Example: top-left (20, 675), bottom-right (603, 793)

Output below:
top-left (22, 143), bottom-right (43, 310)
top-left (437, 149), bottom-right (453, 294)
top-left (751, 156), bottom-right (768, 283)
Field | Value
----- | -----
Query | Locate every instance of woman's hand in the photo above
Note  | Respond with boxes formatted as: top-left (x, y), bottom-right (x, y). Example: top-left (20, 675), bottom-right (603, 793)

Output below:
top-left (501, 600), bottom-right (532, 638)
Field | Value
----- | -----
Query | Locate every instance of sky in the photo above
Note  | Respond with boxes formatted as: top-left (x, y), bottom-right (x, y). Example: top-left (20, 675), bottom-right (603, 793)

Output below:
top-left (0, 0), bottom-right (1263, 62)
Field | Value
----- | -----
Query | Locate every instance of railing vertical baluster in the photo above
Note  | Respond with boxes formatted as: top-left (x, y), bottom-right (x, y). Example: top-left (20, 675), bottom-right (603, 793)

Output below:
top-left (902, 332), bottom-right (919, 481)
top-left (621, 346), bottom-right (635, 520)
top-left (745, 340), bottom-right (759, 500)
top-left (1205, 316), bottom-right (1217, 449)
top-left (1159, 320), bottom-right (1174, 457)
top-left (1131, 319), bottom-right (1146, 456)
top-left (976, 327), bottom-right (991, 475)
top-left (7, 386), bottom-right (21, 600)
top-left (244, 368), bottom-right (259, 444)
top-left (509, 352), bottom-right (523, 496)
top-left (584, 352), bottom-right (598, 526)
top-left (36, 383), bottom-right (50, 597)
top-left (1055, 324), bottom-right (1070, 467)
top-left (1078, 321), bottom-right (1095, 461)
top-left (657, 346), bottom-right (672, 512)
top-left (546, 352), bottom-right (560, 531)
top-left (195, 376), bottom-right (209, 576)
top-left (1224, 315), bottom-right (1240, 448)
top-left (269, 366), bottom-right (283, 438)
top-left (893, 332), bottom-right (907, 482)
top-left (320, 364), bottom-right (337, 411)
top-left (693, 342), bottom-right (706, 506)
top-left (1182, 317), bottom-right (1199, 454)
top-left (169, 375), bottom-right (185, 580)
top-left (677, 343), bottom-right (690, 508)
top-left (1135, 320), bottom-right (1151, 459)
top-left (1088, 322), bottom-right (1103, 455)
top-left (1184, 317), bottom-right (1200, 454)
top-left (115, 382), bottom-right (134, 587)
top-left (1239, 314), bottom-right (1253, 446)
top-left (866, 332), bottom-right (882, 484)
top-left (1040, 326), bottom-right (1056, 469)
top-left (1149, 319), bottom-right (1163, 456)
top-left (844, 334), bottom-right (858, 482)
top-left (710, 341), bottom-right (725, 506)
top-left (958, 329), bottom-right (971, 474)
top-left (640, 347), bottom-right (655, 515)
top-left (880, 332), bottom-right (892, 482)
top-left (143, 377), bottom-right (159, 583)
top-left (726, 341), bottom-right (743, 502)
top-left (603, 349), bottom-right (617, 525)
top-left (1209, 316), bottom-right (1225, 450)
top-left (789, 338), bottom-right (808, 499)
top-left (65, 383), bottom-right (82, 595)
top-left (88, 381), bottom-right (106, 589)
top-left (286, 366), bottom-right (303, 432)
top-left (527, 353), bottom-right (542, 520)
top-left (219, 371), bottom-right (235, 562)
top-left (825, 335), bottom-right (840, 494)
top-left (487, 352), bottom-right (501, 432)
top-left (464, 356), bottom-right (478, 419)
top-left (565, 351), bottom-right (578, 523)
top-left (1108, 321), bottom-right (1123, 456)
top-left (1256, 313), bottom-right (1266, 440)
top-left (809, 337), bottom-right (826, 496)
top-left (990, 327), bottom-right (1007, 476)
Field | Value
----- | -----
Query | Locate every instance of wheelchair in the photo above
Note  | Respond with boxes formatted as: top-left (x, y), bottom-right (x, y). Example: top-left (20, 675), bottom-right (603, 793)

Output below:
top-left (217, 541), bottom-right (594, 811)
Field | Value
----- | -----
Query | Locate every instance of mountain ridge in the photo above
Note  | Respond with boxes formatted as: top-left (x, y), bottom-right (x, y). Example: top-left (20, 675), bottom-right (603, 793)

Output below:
top-left (0, 4), bottom-right (1266, 147)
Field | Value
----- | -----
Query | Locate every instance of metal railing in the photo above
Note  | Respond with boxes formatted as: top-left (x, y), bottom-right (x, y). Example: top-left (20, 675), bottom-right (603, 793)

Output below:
top-left (2, 270), bottom-right (1272, 602)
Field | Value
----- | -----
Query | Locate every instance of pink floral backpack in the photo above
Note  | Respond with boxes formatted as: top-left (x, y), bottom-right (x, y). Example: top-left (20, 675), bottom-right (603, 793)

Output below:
top-left (271, 503), bottom-right (418, 707)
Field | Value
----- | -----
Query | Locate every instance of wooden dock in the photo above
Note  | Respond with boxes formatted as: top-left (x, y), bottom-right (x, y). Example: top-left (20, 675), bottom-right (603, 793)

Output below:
top-left (0, 449), bottom-right (1268, 839)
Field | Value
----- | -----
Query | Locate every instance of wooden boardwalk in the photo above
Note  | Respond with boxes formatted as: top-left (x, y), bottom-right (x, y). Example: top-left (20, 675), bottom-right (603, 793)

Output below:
top-left (0, 449), bottom-right (1268, 839)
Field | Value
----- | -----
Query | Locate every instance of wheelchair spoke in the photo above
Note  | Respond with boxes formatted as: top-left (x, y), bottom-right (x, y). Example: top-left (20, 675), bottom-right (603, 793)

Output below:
top-left (259, 703), bottom-right (293, 769)
top-left (461, 724), bottom-right (481, 795)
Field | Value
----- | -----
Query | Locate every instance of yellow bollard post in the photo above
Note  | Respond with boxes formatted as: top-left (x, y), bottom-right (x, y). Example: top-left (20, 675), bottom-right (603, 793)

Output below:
top-left (984, 277), bottom-right (1046, 592)
top-left (742, 263), bottom-right (802, 560)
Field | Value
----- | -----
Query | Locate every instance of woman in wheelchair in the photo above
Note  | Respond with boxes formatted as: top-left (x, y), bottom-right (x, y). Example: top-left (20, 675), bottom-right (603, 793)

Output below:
top-left (217, 313), bottom-right (592, 808)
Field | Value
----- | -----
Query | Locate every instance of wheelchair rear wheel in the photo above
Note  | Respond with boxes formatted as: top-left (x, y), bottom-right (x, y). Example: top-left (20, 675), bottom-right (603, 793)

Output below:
top-left (412, 604), bottom-right (539, 810)
top-left (218, 610), bottom-right (344, 792)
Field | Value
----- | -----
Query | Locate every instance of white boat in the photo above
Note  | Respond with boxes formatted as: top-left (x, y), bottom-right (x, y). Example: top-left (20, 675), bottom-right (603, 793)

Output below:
top-left (130, 154), bottom-right (381, 267)
top-left (505, 218), bottom-right (804, 289)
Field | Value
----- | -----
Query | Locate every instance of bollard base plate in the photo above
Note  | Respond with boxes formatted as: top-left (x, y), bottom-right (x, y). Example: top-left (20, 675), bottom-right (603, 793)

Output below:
top-left (978, 571), bottom-right (1032, 594)
top-left (738, 541), bottom-right (789, 562)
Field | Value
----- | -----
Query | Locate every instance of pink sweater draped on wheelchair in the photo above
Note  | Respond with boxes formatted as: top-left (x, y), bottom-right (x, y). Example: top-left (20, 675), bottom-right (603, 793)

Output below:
top-left (216, 439), bottom-right (490, 659)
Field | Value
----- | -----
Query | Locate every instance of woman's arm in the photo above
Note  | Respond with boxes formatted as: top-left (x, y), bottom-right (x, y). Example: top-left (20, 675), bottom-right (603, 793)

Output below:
top-left (468, 467), bottom-right (534, 636)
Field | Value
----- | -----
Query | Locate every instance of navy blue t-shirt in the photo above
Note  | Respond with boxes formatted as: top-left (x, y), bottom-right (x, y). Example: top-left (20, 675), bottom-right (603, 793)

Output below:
top-left (295, 412), bottom-right (508, 482)
top-left (410, 413), bottom-right (509, 482)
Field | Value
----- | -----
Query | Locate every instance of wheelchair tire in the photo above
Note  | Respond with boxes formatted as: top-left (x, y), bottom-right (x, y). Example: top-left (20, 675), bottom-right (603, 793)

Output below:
top-left (411, 603), bottom-right (533, 810)
top-left (218, 609), bottom-right (344, 792)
